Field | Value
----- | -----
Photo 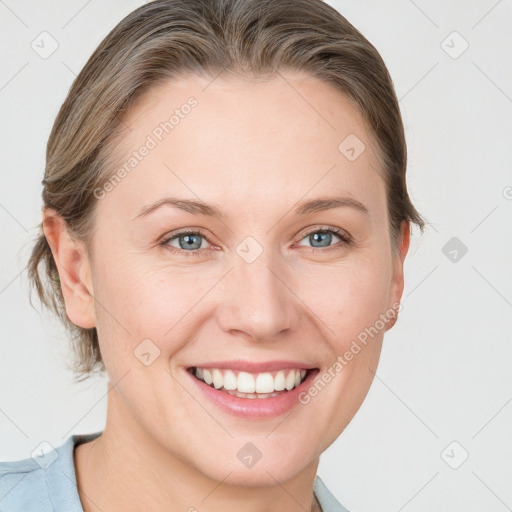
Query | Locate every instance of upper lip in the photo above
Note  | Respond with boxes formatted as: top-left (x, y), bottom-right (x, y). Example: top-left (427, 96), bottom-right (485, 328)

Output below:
top-left (188, 360), bottom-right (317, 373)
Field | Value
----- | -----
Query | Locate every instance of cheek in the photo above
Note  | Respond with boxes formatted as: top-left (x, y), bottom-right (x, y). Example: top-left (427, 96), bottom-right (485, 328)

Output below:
top-left (94, 257), bottom-right (216, 356)
top-left (298, 253), bottom-right (392, 348)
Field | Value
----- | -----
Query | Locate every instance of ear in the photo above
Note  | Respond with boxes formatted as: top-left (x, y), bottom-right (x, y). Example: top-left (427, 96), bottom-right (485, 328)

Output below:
top-left (42, 208), bottom-right (96, 329)
top-left (385, 220), bottom-right (410, 330)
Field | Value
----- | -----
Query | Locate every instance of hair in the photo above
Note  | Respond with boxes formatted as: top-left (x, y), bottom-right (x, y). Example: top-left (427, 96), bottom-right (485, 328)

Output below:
top-left (27, 0), bottom-right (427, 380)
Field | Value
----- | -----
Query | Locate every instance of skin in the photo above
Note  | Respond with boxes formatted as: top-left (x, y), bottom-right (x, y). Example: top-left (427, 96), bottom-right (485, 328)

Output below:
top-left (43, 71), bottom-right (410, 512)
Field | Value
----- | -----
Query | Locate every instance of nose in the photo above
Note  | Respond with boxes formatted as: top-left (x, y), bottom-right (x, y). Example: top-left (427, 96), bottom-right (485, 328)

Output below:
top-left (216, 252), bottom-right (301, 343)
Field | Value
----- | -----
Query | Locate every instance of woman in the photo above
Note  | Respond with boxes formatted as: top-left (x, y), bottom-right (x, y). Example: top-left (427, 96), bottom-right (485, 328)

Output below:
top-left (0, 0), bottom-right (425, 510)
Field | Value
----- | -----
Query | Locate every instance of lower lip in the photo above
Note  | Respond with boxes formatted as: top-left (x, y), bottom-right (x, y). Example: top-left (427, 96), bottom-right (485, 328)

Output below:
top-left (185, 368), bottom-right (319, 418)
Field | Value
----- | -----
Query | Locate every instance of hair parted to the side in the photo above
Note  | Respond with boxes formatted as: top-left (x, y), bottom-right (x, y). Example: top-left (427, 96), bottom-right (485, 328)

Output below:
top-left (27, 0), bottom-right (426, 381)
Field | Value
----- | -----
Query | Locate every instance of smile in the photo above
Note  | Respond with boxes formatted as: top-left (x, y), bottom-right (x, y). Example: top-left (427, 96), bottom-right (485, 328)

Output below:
top-left (191, 367), bottom-right (308, 398)
top-left (185, 362), bottom-right (320, 418)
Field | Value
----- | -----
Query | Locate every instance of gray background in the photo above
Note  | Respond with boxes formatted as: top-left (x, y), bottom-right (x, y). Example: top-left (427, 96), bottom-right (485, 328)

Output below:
top-left (1, 1), bottom-right (511, 511)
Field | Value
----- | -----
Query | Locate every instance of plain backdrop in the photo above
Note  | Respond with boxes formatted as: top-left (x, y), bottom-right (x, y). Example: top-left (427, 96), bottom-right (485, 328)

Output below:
top-left (1, 1), bottom-right (511, 511)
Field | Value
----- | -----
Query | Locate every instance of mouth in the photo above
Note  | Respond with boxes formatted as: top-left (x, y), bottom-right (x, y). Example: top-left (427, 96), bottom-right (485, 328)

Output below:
top-left (188, 366), bottom-right (310, 398)
top-left (185, 362), bottom-right (319, 418)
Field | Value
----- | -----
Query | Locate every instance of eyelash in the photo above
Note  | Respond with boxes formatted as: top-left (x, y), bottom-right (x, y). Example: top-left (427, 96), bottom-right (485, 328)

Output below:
top-left (159, 226), bottom-right (352, 256)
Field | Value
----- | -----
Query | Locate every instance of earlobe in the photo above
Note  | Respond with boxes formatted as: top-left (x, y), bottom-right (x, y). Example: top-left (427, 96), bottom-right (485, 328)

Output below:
top-left (42, 208), bottom-right (96, 329)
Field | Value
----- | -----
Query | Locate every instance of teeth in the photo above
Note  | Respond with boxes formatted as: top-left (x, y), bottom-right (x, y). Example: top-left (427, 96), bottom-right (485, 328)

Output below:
top-left (192, 367), bottom-right (309, 395)
top-left (224, 389), bottom-right (281, 399)
top-left (255, 372), bottom-right (275, 393)
top-left (285, 371), bottom-right (296, 390)
top-left (223, 370), bottom-right (237, 390)
top-left (237, 372), bottom-right (255, 393)
top-left (202, 368), bottom-right (213, 385)
top-left (274, 371), bottom-right (286, 391)
top-left (212, 369), bottom-right (223, 389)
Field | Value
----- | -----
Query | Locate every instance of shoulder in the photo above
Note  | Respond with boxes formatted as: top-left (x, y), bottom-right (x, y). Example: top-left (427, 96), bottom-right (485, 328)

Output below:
top-left (0, 432), bottom-right (102, 512)
top-left (0, 455), bottom-right (50, 512)
top-left (314, 474), bottom-right (353, 512)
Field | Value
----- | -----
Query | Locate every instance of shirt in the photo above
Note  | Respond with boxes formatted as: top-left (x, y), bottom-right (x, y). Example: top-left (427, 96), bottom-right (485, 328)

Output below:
top-left (0, 432), bottom-right (350, 512)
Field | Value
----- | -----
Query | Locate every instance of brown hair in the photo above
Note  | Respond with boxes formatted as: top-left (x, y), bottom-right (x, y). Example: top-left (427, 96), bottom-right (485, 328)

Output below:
top-left (27, 0), bottom-right (426, 380)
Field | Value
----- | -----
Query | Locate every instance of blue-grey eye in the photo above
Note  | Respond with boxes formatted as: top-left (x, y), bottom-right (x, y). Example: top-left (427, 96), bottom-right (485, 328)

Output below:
top-left (167, 232), bottom-right (206, 251)
top-left (309, 231), bottom-right (333, 248)
top-left (295, 228), bottom-right (349, 250)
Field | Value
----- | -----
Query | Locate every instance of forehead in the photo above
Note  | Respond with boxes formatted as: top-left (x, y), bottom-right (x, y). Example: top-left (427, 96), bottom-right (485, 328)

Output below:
top-left (100, 72), bottom-right (386, 220)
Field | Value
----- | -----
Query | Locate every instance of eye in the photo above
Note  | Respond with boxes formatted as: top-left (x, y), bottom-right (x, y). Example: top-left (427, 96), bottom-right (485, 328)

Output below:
top-left (159, 226), bottom-right (352, 256)
top-left (160, 229), bottom-right (213, 256)
top-left (295, 226), bottom-right (352, 251)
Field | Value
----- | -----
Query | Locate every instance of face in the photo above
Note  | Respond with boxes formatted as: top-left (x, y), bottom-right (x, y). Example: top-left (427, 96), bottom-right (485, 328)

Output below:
top-left (57, 71), bottom-right (409, 486)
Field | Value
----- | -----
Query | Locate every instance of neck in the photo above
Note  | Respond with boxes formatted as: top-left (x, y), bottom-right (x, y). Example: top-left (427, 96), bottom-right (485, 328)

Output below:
top-left (74, 393), bottom-right (321, 512)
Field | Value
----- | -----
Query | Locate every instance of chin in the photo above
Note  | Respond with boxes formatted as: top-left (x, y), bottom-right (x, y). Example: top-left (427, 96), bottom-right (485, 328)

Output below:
top-left (188, 442), bottom-right (316, 488)
top-left (207, 462), bottom-right (308, 488)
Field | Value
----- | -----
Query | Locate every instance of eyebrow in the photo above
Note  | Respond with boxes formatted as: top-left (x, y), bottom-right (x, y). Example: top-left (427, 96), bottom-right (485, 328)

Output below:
top-left (132, 195), bottom-right (369, 220)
